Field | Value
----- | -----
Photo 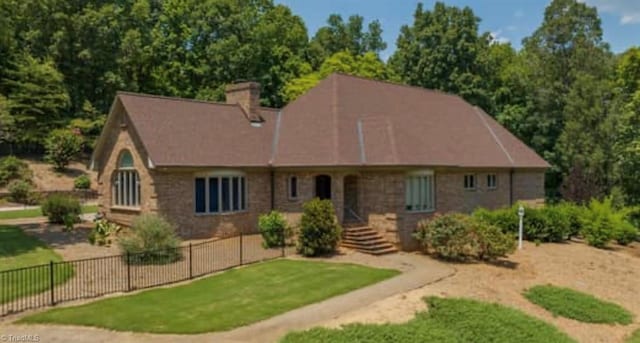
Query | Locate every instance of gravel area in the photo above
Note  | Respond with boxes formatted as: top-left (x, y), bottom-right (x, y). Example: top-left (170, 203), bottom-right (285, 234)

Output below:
top-left (323, 241), bottom-right (640, 343)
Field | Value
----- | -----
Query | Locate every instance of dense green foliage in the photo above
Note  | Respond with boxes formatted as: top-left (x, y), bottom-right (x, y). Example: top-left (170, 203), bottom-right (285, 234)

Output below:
top-left (0, 204), bottom-right (97, 220)
top-left (44, 129), bottom-right (84, 170)
top-left (258, 210), bottom-right (291, 248)
top-left (118, 214), bottom-right (182, 264)
top-left (73, 175), bottom-right (91, 190)
top-left (524, 285), bottom-right (633, 324)
top-left (0, 225), bottom-right (73, 304)
top-left (0, 0), bottom-right (638, 204)
top-left (21, 260), bottom-right (398, 333)
top-left (88, 219), bottom-right (122, 246)
top-left (414, 213), bottom-right (515, 261)
top-left (41, 194), bottom-right (81, 224)
top-left (282, 297), bottom-right (575, 343)
top-left (580, 198), bottom-right (637, 247)
top-left (0, 155), bottom-right (31, 187)
top-left (7, 179), bottom-right (35, 204)
top-left (473, 199), bottom-right (638, 248)
top-left (298, 198), bottom-right (342, 257)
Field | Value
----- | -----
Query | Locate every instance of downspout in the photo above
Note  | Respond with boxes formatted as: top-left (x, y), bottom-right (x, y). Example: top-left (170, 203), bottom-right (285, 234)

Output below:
top-left (509, 168), bottom-right (514, 205)
top-left (270, 168), bottom-right (275, 211)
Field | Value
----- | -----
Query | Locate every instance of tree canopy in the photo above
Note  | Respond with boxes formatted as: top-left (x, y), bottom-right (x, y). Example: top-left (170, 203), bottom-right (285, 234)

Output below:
top-left (0, 0), bottom-right (638, 204)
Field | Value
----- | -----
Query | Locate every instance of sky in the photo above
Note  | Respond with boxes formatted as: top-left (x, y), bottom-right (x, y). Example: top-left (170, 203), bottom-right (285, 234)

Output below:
top-left (275, 0), bottom-right (640, 60)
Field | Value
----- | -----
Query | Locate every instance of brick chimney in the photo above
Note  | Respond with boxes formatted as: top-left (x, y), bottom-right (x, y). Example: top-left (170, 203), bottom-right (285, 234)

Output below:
top-left (225, 81), bottom-right (263, 122)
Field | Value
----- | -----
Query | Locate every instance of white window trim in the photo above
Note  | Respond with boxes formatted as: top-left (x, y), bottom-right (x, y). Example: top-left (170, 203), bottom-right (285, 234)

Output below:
top-left (112, 151), bottom-right (141, 209)
top-left (287, 175), bottom-right (299, 200)
top-left (464, 174), bottom-right (477, 191)
top-left (487, 174), bottom-right (498, 190)
top-left (405, 170), bottom-right (436, 213)
top-left (194, 171), bottom-right (248, 216)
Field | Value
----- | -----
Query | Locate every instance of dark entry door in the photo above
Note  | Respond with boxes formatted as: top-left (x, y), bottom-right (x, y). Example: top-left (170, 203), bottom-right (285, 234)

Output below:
top-left (315, 175), bottom-right (331, 200)
top-left (343, 175), bottom-right (358, 218)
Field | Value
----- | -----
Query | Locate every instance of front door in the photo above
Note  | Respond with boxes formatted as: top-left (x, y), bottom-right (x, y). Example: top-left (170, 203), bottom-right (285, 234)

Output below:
top-left (315, 175), bottom-right (331, 200)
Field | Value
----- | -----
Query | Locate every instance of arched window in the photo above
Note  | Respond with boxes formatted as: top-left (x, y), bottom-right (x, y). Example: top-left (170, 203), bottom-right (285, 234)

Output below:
top-left (112, 150), bottom-right (141, 207)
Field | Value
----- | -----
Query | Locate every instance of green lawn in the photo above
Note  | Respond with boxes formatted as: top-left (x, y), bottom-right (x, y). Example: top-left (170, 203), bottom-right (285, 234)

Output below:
top-left (282, 297), bottom-right (575, 343)
top-left (627, 329), bottom-right (640, 343)
top-left (21, 259), bottom-right (399, 333)
top-left (0, 225), bottom-right (73, 304)
top-left (524, 285), bottom-right (633, 325)
top-left (0, 204), bottom-right (98, 220)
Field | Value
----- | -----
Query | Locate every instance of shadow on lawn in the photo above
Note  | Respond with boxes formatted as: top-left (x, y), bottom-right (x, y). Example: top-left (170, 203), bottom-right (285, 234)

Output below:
top-left (0, 225), bottom-right (49, 258)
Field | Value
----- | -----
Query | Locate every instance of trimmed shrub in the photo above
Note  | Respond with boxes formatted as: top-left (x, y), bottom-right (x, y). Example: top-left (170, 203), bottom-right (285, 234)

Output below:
top-left (414, 213), bottom-right (515, 261)
top-left (297, 198), bottom-right (342, 257)
top-left (472, 207), bottom-right (518, 233)
top-left (0, 156), bottom-right (31, 186)
top-left (118, 214), bottom-right (182, 264)
top-left (73, 175), bottom-right (91, 190)
top-left (554, 202), bottom-right (585, 239)
top-left (41, 194), bottom-right (81, 224)
top-left (44, 129), bottom-right (84, 170)
top-left (258, 211), bottom-right (291, 248)
top-left (8, 179), bottom-right (34, 204)
top-left (580, 198), bottom-right (637, 248)
top-left (88, 219), bottom-right (122, 246)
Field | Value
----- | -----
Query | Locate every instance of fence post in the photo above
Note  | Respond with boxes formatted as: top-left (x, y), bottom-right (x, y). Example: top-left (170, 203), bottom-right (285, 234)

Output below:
top-left (126, 252), bottom-right (131, 292)
top-left (281, 227), bottom-right (285, 257)
top-left (239, 232), bottom-right (243, 265)
top-left (189, 243), bottom-right (193, 279)
top-left (49, 261), bottom-right (55, 306)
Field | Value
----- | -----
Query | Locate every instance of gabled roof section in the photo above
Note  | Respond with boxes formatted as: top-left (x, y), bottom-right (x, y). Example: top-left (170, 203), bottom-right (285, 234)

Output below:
top-left (272, 73), bottom-right (549, 168)
top-left (94, 92), bottom-right (277, 168)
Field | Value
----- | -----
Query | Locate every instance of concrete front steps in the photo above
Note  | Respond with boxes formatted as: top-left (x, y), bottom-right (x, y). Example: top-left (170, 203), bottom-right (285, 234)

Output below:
top-left (341, 226), bottom-right (398, 255)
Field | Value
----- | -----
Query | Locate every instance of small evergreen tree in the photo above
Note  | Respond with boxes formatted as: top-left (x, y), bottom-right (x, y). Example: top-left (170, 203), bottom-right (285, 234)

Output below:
top-left (297, 198), bottom-right (342, 256)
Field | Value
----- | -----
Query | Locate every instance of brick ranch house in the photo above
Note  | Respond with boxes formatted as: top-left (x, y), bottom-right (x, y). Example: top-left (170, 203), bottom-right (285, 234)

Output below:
top-left (90, 73), bottom-right (549, 251)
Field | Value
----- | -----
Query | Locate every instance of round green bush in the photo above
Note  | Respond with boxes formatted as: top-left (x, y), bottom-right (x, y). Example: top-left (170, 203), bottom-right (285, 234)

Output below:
top-left (118, 214), bottom-right (182, 264)
top-left (258, 211), bottom-right (291, 248)
top-left (297, 198), bottom-right (342, 257)
top-left (73, 175), bottom-right (91, 190)
top-left (8, 179), bottom-right (34, 204)
top-left (415, 213), bottom-right (515, 261)
top-left (41, 194), bottom-right (81, 224)
top-left (0, 156), bottom-right (32, 187)
top-left (44, 129), bottom-right (84, 170)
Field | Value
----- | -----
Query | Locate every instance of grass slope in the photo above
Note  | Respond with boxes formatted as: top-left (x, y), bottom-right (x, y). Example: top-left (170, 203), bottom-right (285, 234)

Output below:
top-left (524, 285), bottom-right (633, 324)
top-left (21, 259), bottom-right (399, 334)
top-left (282, 297), bottom-right (575, 343)
top-left (0, 204), bottom-right (98, 220)
top-left (0, 225), bottom-right (73, 303)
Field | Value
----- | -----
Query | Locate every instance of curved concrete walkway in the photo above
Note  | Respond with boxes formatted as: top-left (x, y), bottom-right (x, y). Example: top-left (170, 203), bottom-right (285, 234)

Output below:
top-left (0, 252), bottom-right (454, 343)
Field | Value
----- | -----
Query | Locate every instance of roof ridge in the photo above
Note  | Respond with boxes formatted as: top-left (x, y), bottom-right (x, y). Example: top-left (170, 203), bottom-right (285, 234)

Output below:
top-left (331, 72), bottom-right (464, 101)
top-left (473, 107), bottom-right (514, 166)
top-left (116, 91), bottom-right (280, 111)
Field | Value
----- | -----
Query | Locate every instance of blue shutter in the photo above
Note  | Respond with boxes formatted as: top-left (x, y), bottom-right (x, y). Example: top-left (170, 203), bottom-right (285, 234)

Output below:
top-left (195, 178), bottom-right (206, 213)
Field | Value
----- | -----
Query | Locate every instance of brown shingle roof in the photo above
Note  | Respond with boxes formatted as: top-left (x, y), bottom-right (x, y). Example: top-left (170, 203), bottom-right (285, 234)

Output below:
top-left (116, 92), bottom-right (277, 167)
top-left (272, 73), bottom-right (549, 168)
top-left (104, 73), bottom-right (548, 169)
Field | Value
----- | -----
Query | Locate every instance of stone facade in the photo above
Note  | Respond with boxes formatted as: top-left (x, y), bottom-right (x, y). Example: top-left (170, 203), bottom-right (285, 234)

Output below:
top-left (98, 111), bottom-right (545, 249)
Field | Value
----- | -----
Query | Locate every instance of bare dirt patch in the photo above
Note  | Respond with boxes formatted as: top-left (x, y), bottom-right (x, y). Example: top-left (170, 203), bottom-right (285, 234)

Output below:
top-left (324, 241), bottom-right (640, 343)
top-left (26, 159), bottom-right (96, 192)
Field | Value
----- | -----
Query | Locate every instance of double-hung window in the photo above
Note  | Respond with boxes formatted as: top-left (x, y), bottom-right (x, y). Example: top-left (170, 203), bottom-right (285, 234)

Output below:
top-left (487, 174), bottom-right (497, 189)
top-left (195, 173), bottom-right (247, 214)
top-left (464, 174), bottom-right (476, 190)
top-left (288, 176), bottom-right (298, 200)
top-left (405, 171), bottom-right (435, 212)
top-left (112, 150), bottom-right (141, 207)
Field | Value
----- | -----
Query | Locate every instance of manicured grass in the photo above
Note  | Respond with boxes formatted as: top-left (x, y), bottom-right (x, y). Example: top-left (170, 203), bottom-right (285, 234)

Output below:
top-left (524, 285), bottom-right (633, 325)
top-left (282, 297), bottom-right (575, 343)
top-left (627, 329), bottom-right (640, 343)
top-left (0, 225), bottom-right (73, 303)
top-left (0, 204), bottom-right (98, 220)
top-left (21, 259), bottom-right (399, 333)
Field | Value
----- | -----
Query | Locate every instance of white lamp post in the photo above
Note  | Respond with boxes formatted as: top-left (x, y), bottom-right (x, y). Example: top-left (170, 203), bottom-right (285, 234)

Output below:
top-left (518, 205), bottom-right (525, 250)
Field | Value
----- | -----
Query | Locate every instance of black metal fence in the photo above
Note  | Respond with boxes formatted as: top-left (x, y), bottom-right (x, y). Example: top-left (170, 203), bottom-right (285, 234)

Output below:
top-left (1, 233), bottom-right (286, 316)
